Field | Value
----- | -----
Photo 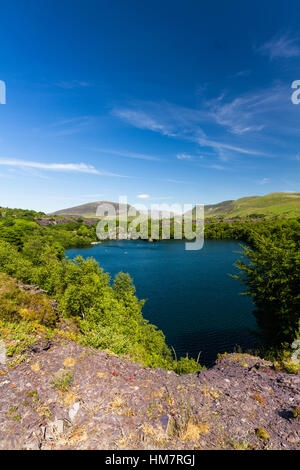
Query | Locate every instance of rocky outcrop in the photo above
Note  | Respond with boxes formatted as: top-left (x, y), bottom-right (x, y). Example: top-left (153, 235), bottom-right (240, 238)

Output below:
top-left (0, 341), bottom-right (299, 450)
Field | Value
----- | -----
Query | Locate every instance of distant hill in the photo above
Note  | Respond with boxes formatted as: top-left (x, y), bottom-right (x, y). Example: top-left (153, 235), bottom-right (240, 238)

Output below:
top-left (192, 192), bottom-right (300, 219)
top-left (50, 192), bottom-right (300, 221)
top-left (49, 201), bottom-right (137, 219)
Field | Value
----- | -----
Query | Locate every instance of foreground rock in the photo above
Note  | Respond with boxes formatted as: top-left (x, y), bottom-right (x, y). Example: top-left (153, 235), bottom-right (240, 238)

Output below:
top-left (0, 341), bottom-right (299, 450)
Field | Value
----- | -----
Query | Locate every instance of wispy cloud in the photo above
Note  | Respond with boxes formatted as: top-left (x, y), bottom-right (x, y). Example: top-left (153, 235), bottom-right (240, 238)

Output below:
top-left (112, 108), bottom-right (173, 136)
top-left (176, 153), bottom-right (197, 160)
top-left (90, 147), bottom-right (161, 161)
top-left (112, 97), bottom-right (270, 155)
top-left (258, 177), bottom-right (270, 185)
top-left (112, 83), bottom-right (296, 163)
top-left (112, 101), bottom-right (207, 139)
top-left (159, 178), bottom-right (190, 184)
top-left (48, 116), bottom-right (94, 136)
top-left (230, 70), bottom-right (251, 78)
top-left (55, 80), bottom-right (92, 89)
top-left (198, 162), bottom-right (228, 171)
top-left (137, 194), bottom-right (150, 199)
top-left (205, 86), bottom-right (288, 135)
top-left (207, 164), bottom-right (227, 171)
top-left (257, 33), bottom-right (300, 60)
top-left (197, 137), bottom-right (268, 158)
top-left (0, 159), bottom-right (126, 177)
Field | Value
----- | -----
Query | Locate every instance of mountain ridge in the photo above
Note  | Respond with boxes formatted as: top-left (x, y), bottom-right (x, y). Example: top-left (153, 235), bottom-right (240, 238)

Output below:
top-left (49, 201), bottom-right (135, 218)
top-left (202, 192), bottom-right (300, 219)
top-left (49, 192), bottom-right (300, 220)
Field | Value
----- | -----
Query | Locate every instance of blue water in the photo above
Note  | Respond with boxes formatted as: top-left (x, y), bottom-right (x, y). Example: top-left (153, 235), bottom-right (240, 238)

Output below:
top-left (66, 240), bottom-right (260, 366)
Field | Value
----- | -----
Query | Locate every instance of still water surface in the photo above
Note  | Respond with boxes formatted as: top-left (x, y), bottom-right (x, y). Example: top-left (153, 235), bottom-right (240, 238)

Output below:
top-left (66, 240), bottom-right (260, 366)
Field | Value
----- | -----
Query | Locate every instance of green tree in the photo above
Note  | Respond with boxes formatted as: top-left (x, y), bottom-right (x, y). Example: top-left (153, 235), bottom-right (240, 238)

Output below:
top-left (235, 234), bottom-right (300, 349)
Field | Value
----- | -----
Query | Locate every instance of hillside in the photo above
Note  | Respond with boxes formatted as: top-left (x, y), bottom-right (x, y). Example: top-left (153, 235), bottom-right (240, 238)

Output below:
top-left (0, 338), bottom-right (299, 450)
top-left (203, 192), bottom-right (300, 219)
top-left (49, 201), bottom-right (136, 219)
top-left (50, 192), bottom-right (300, 222)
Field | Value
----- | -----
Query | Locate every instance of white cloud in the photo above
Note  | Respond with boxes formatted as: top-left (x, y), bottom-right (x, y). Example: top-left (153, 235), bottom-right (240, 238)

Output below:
top-left (90, 147), bottom-right (161, 161)
top-left (208, 98), bottom-right (265, 135)
top-left (258, 34), bottom-right (300, 60)
top-left (112, 83), bottom-right (297, 164)
top-left (176, 153), bottom-right (193, 160)
top-left (197, 137), bottom-right (267, 157)
top-left (231, 70), bottom-right (251, 78)
top-left (137, 194), bottom-right (150, 199)
top-left (205, 86), bottom-right (288, 135)
top-left (0, 159), bottom-right (126, 177)
top-left (55, 80), bottom-right (91, 89)
top-left (48, 116), bottom-right (93, 136)
top-left (199, 163), bottom-right (227, 171)
top-left (112, 97), bottom-right (271, 159)
top-left (209, 164), bottom-right (226, 171)
top-left (113, 109), bottom-right (172, 135)
top-left (160, 178), bottom-right (190, 184)
top-left (112, 101), bottom-right (207, 139)
top-left (258, 177), bottom-right (270, 185)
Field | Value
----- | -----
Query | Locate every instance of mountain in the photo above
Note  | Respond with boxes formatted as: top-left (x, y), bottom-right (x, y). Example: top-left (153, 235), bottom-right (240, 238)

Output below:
top-left (191, 192), bottom-right (300, 219)
top-left (50, 192), bottom-right (300, 221)
top-left (49, 201), bottom-right (137, 219)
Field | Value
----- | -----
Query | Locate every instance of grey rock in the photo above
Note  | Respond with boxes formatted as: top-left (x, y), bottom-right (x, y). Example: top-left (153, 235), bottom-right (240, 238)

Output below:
top-left (0, 340), bottom-right (6, 365)
top-left (69, 402), bottom-right (80, 422)
top-left (158, 414), bottom-right (174, 435)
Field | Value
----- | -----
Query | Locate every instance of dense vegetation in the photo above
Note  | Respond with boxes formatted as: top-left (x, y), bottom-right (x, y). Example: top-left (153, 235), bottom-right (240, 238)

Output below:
top-left (204, 217), bottom-right (300, 358)
top-left (0, 207), bottom-right (202, 374)
top-left (0, 206), bottom-right (299, 368)
top-left (234, 229), bottom-right (300, 358)
top-left (0, 207), bottom-right (98, 248)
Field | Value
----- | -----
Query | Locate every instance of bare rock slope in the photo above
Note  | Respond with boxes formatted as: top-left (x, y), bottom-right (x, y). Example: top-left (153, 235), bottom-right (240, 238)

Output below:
top-left (0, 340), bottom-right (299, 450)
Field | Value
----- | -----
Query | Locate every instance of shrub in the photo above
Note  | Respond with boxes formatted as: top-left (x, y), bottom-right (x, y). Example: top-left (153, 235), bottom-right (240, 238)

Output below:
top-left (52, 369), bottom-right (73, 392)
top-left (255, 428), bottom-right (270, 440)
top-left (0, 274), bottom-right (57, 327)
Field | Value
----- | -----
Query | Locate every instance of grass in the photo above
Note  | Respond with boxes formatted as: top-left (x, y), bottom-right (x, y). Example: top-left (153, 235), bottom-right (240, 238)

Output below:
top-left (255, 428), bottom-right (270, 441)
top-left (292, 407), bottom-right (300, 419)
top-left (181, 420), bottom-right (210, 441)
top-left (52, 369), bottom-right (73, 392)
top-left (232, 440), bottom-right (253, 450)
top-left (204, 192), bottom-right (300, 219)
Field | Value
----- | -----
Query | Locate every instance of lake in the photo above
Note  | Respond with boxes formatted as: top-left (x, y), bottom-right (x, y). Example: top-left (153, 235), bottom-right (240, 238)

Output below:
top-left (66, 240), bottom-right (260, 366)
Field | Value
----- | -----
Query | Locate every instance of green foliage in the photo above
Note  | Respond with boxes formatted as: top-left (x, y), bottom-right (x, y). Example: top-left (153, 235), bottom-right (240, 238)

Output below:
top-left (172, 354), bottom-right (205, 375)
top-left (234, 233), bottom-right (300, 349)
top-left (0, 319), bottom-right (49, 357)
top-left (52, 369), bottom-right (73, 392)
top-left (0, 273), bottom-right (57, 327)
top-left (0, 204), bottom-right (299, 370)
top-left (0, 217), bottom-right (201, 373)
top-left (255, 428), bottom-right (270, 440)
top-left (292, 407), bottom-right (300, 419)
top-left (0, 206), bottom-right (98, 251)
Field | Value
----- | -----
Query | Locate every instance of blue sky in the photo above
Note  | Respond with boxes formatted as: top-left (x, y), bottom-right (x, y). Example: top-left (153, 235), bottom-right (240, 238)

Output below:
top-left (0, 0), bottom-right (300, 212)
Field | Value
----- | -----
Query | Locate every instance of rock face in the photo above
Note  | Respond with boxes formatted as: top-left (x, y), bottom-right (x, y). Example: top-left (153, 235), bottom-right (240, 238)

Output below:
top-left (0, 341), bottom-right (6, 365)
top-left (0, 341), bottom-right (299, 450)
